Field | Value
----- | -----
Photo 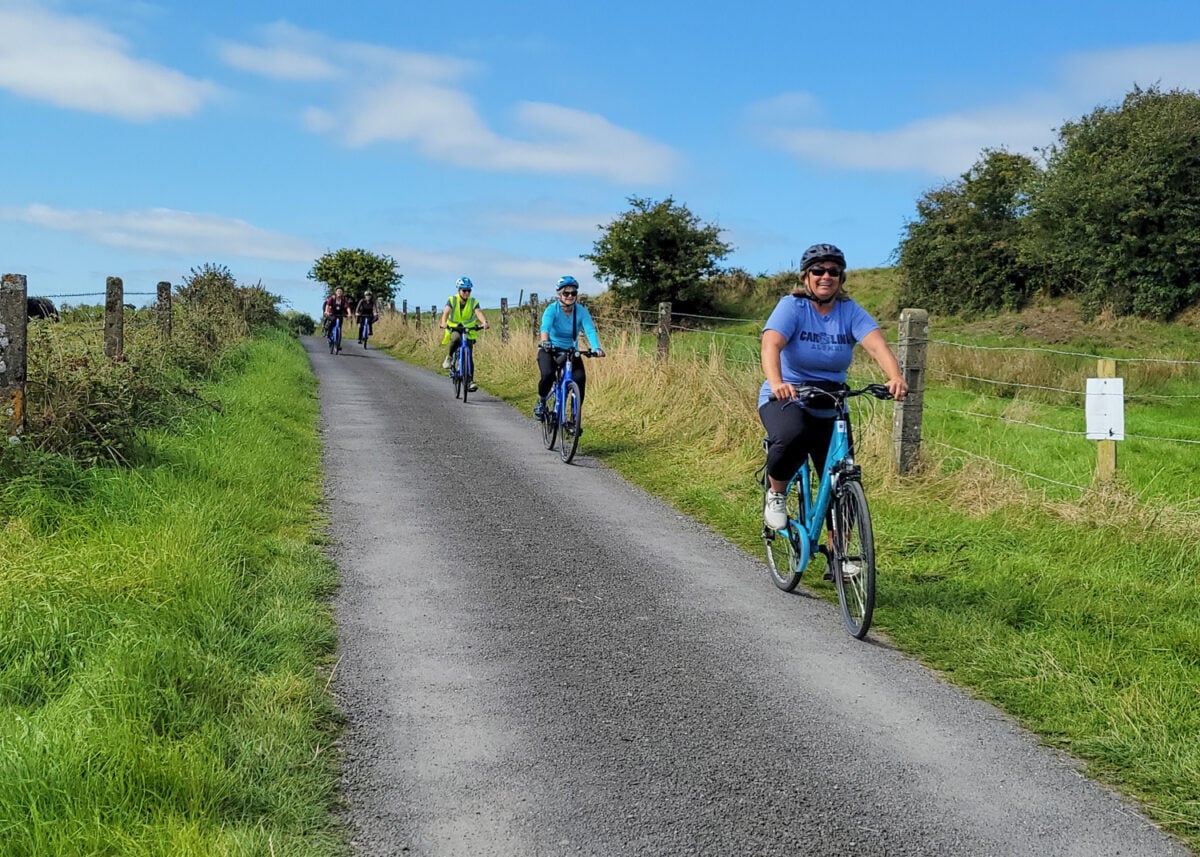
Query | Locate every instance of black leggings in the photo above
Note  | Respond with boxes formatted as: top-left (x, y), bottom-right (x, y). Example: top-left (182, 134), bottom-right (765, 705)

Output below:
top-left (759, 399), bottom-right (835, 484)
top-left (538, 350), bottom-right (587, 401)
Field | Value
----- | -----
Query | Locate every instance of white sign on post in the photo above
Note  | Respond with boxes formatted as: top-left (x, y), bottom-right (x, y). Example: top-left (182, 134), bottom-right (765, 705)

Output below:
top-left (1085, 378), bottom-right (1125, 440)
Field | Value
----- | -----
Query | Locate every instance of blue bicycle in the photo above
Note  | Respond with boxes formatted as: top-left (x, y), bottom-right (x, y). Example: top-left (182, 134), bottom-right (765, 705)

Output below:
top-left (538, 346), bottom-right (594, 464)
top-left (357, 314), bottom-right (374, 348)
top-left (760, 383), bottom-right (893, 638)
top-left (327, 316), bottom-right (343, 354)
top-left (448, 323), bottom-right (480, 403)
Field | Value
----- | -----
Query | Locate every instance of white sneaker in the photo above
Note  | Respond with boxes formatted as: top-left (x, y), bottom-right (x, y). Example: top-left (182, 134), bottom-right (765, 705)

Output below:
top-left (764, 490), bottom-right (788, 530)
top-left (441, 356), bottom-right (452, 369)
top-left (467, 382), bottom-right (478, 392)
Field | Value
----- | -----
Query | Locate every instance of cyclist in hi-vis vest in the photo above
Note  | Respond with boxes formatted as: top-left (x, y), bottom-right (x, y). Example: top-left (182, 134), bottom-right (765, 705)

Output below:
top-left (439, 277), bottom-right (490, 391)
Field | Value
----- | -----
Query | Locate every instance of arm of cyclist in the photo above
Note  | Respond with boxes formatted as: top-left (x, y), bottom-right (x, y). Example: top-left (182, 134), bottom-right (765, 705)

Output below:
top-left (577, 304), bottom-right (604, 357)
top-left (473, 306), bottom-right (490, 330)
top-left (859, 329), bottom-right (908, 401)
top-left (761, 329), bottom-right (795, 400)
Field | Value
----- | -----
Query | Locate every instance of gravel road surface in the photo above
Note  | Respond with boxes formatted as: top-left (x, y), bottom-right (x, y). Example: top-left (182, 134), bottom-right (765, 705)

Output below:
top-left (308, 337), bottom-right (1189, 857)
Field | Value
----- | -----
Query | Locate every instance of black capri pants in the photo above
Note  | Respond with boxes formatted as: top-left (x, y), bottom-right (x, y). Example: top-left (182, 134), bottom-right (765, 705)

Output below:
top-left (759, 398), bottom-right (836, 484)
top-left (538, 349), bottom-right (587, 401)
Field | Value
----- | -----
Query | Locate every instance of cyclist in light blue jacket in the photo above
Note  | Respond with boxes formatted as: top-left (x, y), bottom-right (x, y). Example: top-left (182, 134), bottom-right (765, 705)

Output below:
top-left (534, 276), bottom-right (605, 420)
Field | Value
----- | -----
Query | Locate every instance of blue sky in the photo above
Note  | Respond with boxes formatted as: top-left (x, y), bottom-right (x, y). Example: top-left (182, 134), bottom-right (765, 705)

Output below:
top-left (3, 0), bottom-right (1200, 316)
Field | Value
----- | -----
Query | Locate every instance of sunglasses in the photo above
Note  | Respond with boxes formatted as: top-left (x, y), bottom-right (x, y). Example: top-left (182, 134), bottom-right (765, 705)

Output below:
top-left (808, 266), bottom-right (842, 278)
top-left (560, 290), bottom-right (578, 297)
top-left (458, 287), bottom-right (472, 292)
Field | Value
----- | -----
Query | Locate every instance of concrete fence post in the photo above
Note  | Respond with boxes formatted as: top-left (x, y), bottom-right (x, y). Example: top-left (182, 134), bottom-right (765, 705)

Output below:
top-left (529, 293), bottom-right (539, 340)
top-left (892, 308), bottom-right (929, 475)
top-left (402, 299), bottom-right (408, 325)
top-left (156, 281), bottom-right (172, 340)
top-left (656, 301), bottom-right (672, 362)
top-left (500, 297), bottom-right (510, 343)
top-left (104, 276), bottom-right (124, 360)
top-left (0, 273), bottom-right (28, 442)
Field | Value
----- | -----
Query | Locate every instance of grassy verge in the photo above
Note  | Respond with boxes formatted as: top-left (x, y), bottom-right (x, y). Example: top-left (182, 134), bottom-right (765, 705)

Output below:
top-left (0, 330), bottom-right (340, 856)
top-left (373, 310), bottom-right (1200, 850)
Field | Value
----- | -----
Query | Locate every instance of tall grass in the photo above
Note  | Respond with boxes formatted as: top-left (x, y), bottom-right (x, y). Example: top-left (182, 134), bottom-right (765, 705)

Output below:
top-left (374, 301), bottom-right (1200, 849)
top-left (0, 330), bottom-right (340, 856)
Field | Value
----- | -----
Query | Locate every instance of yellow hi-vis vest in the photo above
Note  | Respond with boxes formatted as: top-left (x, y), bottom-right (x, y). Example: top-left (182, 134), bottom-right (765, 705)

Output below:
top-left (441, 294), bottom-right (481, 345)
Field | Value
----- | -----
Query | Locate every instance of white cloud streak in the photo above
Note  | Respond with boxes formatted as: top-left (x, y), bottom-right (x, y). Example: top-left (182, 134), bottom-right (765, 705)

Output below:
top-left (221, 22), bottom-right (678, 184)
top-left (0, 2), bottom-right (218, 120)
top-left (0, 204), bottom-right (318, 262)
top-left (753, 41), bottom-right (1200, 177)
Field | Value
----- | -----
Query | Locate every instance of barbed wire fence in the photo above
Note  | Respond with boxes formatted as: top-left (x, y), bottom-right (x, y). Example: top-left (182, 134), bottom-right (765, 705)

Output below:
top-left (2, 275), bottom-right (175, 440)
top-left (573, 299), bottom-right (1200, 499)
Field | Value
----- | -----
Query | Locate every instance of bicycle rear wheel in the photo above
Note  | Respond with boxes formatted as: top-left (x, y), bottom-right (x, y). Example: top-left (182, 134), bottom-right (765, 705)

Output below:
top-left (541, 394), bottom-right (558, 450)
top-left (763, 476), bottom-right (802, 592)
top-left (832, 479), bottom-right (876, 638)
top-left (559, 382), bottom-right (582, 463)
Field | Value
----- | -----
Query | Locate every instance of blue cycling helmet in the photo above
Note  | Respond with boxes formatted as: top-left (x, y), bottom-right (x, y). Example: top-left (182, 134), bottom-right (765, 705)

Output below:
top-left (800, 243), bottom-right (846, 272)
top-left (455, 276), bottom-right (473, 290)
top-left (556, 275), bottom-right (579, 291)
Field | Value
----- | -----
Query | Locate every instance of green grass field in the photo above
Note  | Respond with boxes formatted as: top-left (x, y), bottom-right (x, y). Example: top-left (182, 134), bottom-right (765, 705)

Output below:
top-left (0, 331), bottom-right (341, 856)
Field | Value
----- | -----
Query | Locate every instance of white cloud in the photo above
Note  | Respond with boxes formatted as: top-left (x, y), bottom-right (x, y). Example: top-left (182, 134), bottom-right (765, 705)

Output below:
top-left (221, 22), bottom-right (678, 184)
top-left (0, 3), bottom-right (218, 120)
top-left (0, 204), bottom-right (318, 262)
top-left (753, 41), bottom-right (1200, 177)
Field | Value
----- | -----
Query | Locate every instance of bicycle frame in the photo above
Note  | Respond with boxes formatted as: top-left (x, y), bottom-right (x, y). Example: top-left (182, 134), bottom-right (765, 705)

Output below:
top-left (448, 323), bottom-right (479, 401)
top-left (778, 409), bottom-right (854, 573)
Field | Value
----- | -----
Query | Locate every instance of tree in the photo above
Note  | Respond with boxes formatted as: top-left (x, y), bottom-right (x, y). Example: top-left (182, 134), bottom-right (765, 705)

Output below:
top-left (896, 149), bottom-right (1044, 316)
top-left (582, 196), bottom-right (733, 313)
top-left (307, 248), bottom-right (403, 304)
top-left (1028, 86), bottom-right (1200, 319)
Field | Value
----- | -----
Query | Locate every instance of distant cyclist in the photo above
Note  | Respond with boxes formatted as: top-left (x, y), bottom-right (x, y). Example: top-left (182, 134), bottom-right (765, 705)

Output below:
top-left (439, 277), bottom-right (490, 392)
top-left (760, 244), bottom-right (907, 530)
top-left (355, 290), bottom-right (379, 341)
top-left (534, 275), bottom-right (605, 421)
top-left (322, 287), bottom-right (353, 351)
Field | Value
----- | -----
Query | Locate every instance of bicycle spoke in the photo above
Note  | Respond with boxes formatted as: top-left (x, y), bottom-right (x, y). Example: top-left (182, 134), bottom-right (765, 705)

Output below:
top-left (834, 480), bottom-right (876, 638)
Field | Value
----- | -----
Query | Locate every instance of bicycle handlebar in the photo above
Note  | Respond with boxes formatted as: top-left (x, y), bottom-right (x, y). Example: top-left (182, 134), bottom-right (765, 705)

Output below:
top-left (545, 345), bottom-right (598, 357)
top-left (448, 323), bottom-right (483, 332)
top-left (791, 383), bottom-right (894, 405)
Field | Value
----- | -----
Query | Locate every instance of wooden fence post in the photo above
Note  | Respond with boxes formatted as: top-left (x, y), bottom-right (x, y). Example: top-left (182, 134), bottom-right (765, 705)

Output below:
top-left (500, 298), bottom-right (510, 343)
top-left (529, 293), bottom-right (539, 339)
top-left (0, 273), bottom-right (28, 442)
top-left (104, 276), bottom-right (124, 359)
top-left (402, 299), bottom-right (408, 325)
top-left (656, 301), bottom-right (672, 361)
top-left (156, 281), bottom-right (172, 340)
top-left (415, 307), bottom-right (421, 330)
top-left (1095, 358), bottom-right (1118, 482)
top-left (892, 308), bottom-right (929, 474)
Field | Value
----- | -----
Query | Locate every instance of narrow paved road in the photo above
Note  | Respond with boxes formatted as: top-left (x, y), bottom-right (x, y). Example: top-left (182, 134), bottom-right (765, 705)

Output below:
top-left (309, 337), bottom-right (1189, 857)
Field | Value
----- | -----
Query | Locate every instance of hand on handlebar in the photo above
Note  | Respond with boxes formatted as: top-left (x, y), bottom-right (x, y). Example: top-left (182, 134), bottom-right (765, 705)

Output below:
top-left (539, 340), bottom-right (553, 352)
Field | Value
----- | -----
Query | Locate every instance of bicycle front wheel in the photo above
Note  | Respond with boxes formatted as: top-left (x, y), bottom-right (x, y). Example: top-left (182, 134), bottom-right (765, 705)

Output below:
top-left (451, 354), bottom-right (463, 399)
top-left (559, 382), bottom-right (582, 463)
top-left (763, 477), bottom-right (802, 592)
top-left (832, 479), bottom-right (876, 639)
top-left (461, 348), bottom-right (472, 404)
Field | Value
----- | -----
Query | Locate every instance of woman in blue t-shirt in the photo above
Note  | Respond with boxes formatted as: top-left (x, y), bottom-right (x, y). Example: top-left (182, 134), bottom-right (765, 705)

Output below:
top-left (534, 276), bottom-right (605, 421)
top-left (760, 244), bottom-right (908, 531)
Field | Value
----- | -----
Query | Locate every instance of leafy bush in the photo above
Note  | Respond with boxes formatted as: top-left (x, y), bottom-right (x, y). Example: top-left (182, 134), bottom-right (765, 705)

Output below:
top-left (283, 310), bottom-right (317, 336)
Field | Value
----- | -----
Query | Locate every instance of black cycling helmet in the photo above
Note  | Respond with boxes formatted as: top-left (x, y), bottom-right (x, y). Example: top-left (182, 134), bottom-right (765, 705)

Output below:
top-left (800, 243), bottom-right (846, 272)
